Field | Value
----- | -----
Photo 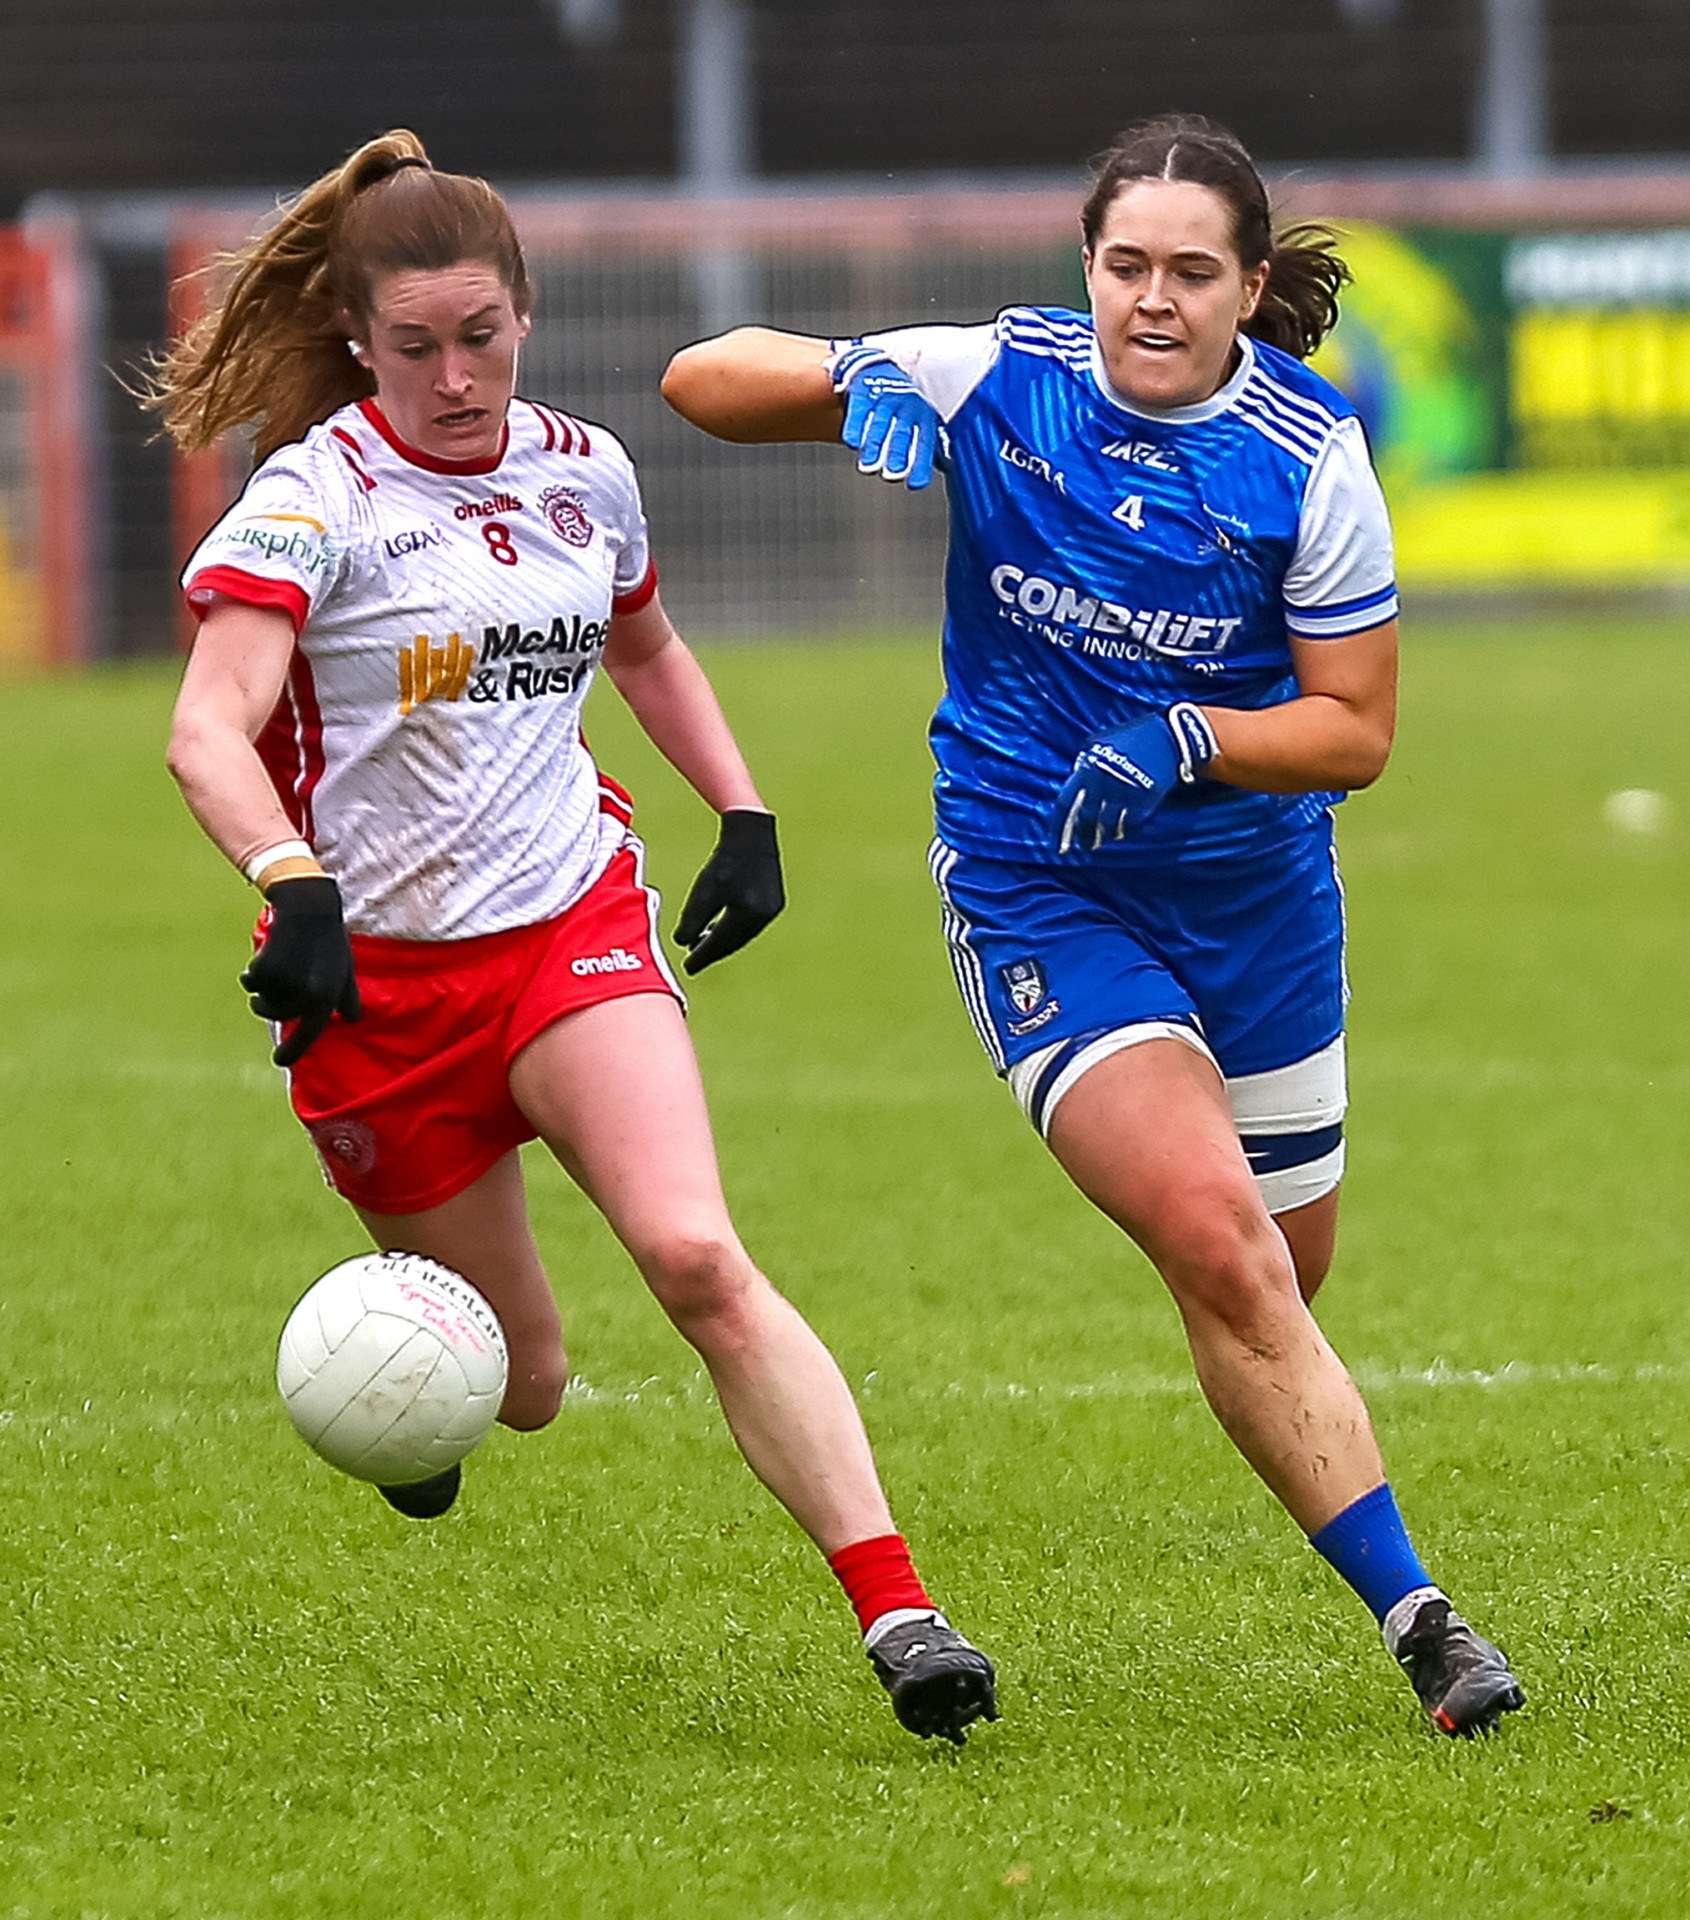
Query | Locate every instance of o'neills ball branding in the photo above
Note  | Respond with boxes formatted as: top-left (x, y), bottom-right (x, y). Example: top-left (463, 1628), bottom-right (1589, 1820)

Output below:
top-left (540, 484), bottom-right (593, 549)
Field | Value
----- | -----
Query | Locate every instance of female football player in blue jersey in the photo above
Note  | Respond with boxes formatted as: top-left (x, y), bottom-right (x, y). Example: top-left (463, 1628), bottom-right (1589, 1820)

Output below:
top-left (663, 114), bottom-right (1523, 1738)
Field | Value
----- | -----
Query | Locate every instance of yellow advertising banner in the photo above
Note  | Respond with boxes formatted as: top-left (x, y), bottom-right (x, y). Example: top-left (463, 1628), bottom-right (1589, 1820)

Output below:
top-left (1313, 223), bottom-right (1690, 588)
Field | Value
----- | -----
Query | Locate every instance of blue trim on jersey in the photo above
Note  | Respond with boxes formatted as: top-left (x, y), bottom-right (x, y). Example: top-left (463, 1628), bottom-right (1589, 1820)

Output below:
top-left (1286, 581), bottom-right (1399, 638)
top-left (928, 309), bottom-right (1381, 868)
top-left (1292, 582), bottom-right (1399, 620)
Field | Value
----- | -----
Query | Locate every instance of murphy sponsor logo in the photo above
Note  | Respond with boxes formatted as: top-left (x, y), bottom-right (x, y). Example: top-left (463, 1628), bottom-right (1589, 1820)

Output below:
top-left (222, 512), bottom-right (331, 572)
top-left (989, 564), bottom-right (1242, 661)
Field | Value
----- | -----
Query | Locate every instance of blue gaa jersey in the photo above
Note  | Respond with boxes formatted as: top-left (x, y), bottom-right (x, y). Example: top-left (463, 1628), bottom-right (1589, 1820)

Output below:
top-left (844, 310), bottom-right (1398, 866)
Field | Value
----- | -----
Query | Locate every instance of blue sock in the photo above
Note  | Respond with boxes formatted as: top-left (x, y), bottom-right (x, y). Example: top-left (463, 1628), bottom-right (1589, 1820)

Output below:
top-left (1309, 1483), bottom-right (1435, 1624)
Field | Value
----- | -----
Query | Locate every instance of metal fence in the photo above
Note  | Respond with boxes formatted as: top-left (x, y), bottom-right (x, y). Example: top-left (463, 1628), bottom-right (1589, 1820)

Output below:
top-left (163, 189), bottom-right (1083, 640)
top-left (18, 169), bottom-right (1690, 664)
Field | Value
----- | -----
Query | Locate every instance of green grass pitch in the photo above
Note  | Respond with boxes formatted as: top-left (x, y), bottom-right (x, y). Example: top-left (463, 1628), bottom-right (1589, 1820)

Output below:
top-left (2, 617), bottom-right (1689, 1917)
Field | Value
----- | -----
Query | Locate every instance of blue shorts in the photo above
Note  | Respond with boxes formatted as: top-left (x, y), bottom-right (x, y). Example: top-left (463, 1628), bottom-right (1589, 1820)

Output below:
top-left (929, 818), bottom-right (1349, 1208)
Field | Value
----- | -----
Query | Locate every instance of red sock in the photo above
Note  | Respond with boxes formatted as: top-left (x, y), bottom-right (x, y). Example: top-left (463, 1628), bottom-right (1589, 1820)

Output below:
top-left (828, 1533), bottom-right (933, 1636)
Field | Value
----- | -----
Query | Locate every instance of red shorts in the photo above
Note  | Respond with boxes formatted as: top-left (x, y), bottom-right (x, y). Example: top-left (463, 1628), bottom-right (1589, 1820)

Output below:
top-left (285, 843), bottom-right (683, 1215)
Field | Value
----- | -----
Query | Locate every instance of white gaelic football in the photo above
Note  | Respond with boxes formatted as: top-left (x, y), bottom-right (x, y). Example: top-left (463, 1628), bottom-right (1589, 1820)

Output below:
top-left (277, 1252), bottom-right (508, 1485)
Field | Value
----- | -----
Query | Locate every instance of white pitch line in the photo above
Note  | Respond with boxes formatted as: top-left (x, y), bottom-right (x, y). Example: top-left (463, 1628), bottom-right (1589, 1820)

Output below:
top-left (1, 1358), bottom-right (1676, 1440)
top-left (549, 1358), bottom-right (1682, 1412)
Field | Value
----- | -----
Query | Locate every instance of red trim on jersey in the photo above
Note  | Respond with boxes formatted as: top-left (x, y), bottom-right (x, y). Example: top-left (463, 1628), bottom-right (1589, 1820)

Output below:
top-left (329, 427), bottom-right (377, 492)
top-left (290, 649), bottom-right (327, 840)
top-left (254, 647), bottom-right (327, 839)
top-left (611, 557), bottom-right (659, 616)
top-left (183, 565), bottom-right (311, 634)
top-left (597, 767), bottom-right (636, 827)
top-left (357, 398), bottom-right (510, 475)
top-left (524, 399), bottom-right (592, 458)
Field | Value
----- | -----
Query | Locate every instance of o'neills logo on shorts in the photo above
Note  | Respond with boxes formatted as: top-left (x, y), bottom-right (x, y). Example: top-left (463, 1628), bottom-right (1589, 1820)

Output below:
top-left (571, 947), bottom-right (643, 977)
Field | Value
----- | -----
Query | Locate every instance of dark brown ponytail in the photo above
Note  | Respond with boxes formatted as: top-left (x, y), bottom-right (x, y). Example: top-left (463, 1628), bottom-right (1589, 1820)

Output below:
top-left (148, 130), bottom-right (531, 459)
top-left (1080, 114), bottom-right (1349, 360)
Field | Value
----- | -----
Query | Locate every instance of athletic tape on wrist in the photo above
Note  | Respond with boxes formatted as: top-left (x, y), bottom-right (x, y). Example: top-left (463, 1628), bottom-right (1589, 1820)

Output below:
top-left (830, 339), bottom-right (892, 392)
top-left (1167, 702), bottom-right (1219, 784)
top-left (242, 839), bottom-right (315, 887)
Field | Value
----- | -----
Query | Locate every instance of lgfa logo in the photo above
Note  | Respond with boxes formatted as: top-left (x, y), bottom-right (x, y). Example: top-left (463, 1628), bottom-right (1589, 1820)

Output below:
top-left (398, 633), bottom-right (475, 714)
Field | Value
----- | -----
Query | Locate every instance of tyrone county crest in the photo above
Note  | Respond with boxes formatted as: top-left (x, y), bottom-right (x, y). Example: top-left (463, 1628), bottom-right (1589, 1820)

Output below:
top-left (539, 484), bottom-right (593, 549)
top-left (308, 1117), bottom-right (378, 1178)
top-left (1001, 958), bottom-right (1048, 1018)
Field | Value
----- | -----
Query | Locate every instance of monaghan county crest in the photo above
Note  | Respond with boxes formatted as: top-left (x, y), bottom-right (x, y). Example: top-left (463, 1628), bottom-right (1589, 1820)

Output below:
top-left (539, 484), bottom-right (593, 549)
top-left (1001, 958), bottom-right (1048, 1017)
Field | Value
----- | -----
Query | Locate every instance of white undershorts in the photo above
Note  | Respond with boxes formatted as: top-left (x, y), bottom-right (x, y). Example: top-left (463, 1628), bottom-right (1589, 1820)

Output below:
top-left (1006, 1026), bottom-right (1347, 1214)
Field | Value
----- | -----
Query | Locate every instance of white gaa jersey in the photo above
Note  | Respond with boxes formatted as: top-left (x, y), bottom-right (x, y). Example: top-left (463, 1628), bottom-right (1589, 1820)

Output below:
top-left (183, 397), bottom-right (657, 940)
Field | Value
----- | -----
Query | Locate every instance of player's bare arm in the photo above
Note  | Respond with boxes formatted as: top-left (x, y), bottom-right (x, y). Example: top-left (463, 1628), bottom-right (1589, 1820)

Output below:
top-left (604, 590), bottom-right (784, 972)
top-left (661, 326), bottom-right (842, 443)
top-left (1198, 619), bottom-right (1398, 794)
top-left (603, 590), bottom-right (766, 813)
top-left (166, 599), bottom-right (303, 872)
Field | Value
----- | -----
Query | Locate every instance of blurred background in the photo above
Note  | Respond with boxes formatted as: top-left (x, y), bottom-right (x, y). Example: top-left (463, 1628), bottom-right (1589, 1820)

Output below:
top-left (1, 0), bottom-right (1687, 662)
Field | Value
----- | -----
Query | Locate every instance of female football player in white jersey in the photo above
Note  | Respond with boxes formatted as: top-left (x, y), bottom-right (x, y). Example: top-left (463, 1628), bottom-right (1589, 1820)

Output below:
top-left (663, 115), bottom-right (1523, 1739)
top-left (154, 131), bottom-right (995, 1746)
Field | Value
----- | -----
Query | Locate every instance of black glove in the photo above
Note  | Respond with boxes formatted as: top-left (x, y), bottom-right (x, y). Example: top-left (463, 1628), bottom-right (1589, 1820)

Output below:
top-left (240, 876), bottom-right (362, 1066)
top-left (674, 809), bottom-right (785, 975)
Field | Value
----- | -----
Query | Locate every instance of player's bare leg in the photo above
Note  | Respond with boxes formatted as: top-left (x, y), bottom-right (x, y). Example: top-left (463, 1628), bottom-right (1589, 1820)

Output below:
top-left (350, 1153), bottom-right (567, 1519)
top-left (1046, 1036), bottom-right (1521, 1734)
top-left (1275, 1188), bottom-right (1340, 1303)
top-left (1048, 1037), bottom-right (1379, 1532)
top-left (509, 992), bottom-right (996, 1741)
top-left (355, 1149), bottom-right (567, 1433)
top-left (509, 993), bottom-right (895, 1552)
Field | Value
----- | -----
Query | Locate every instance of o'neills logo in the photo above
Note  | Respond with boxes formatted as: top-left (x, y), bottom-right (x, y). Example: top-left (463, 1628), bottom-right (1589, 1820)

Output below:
top-left (571, 947), bottom-right (643, 977)
top-left (454, 493), bottom-right (524, 521)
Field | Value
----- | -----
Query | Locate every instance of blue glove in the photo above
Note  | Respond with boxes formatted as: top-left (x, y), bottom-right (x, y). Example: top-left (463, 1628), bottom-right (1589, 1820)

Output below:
top-left (833, 342), bottom-right (941, 490)
top-left (1053, 702), bottom-right (1219, 853)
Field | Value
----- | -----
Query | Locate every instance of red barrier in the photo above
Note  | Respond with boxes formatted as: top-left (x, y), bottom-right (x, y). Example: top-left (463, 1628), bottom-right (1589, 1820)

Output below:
top-left (0, 221), bottom-right (94, 666)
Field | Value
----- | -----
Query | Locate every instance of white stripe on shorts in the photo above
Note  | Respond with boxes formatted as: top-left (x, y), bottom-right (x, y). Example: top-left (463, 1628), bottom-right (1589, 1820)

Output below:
top-left (929, 838), bottom-right (1006, 1071)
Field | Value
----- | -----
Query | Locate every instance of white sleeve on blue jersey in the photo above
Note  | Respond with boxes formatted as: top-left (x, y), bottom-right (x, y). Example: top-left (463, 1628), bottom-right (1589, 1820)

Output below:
top-left (1281, 416), bottom-right (1398, 640)
top-left (829, 323), bottom-right (1001, 422)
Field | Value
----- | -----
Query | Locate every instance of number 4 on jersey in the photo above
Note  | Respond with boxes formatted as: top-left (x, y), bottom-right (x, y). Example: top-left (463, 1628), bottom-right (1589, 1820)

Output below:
top-left (1112, 494), bottom-right (1146, 531)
